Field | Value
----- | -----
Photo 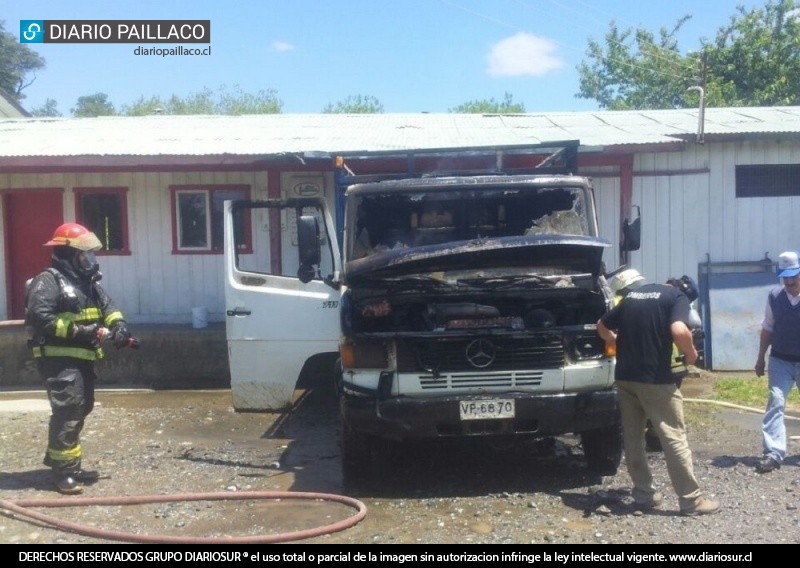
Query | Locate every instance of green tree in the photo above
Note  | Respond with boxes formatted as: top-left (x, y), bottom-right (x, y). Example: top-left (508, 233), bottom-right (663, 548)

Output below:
top-left (707, 0), bottom-right (800, 106)
top-left (29, 98), bottom-right (61, 117)
top-left (72, 93), bottom-right (116, 117)
top-left (449, 92), bottom-right (525, 113)
top-left (0, 20), bottom-right (46, 102)
top-left (216, 85), bottom-right (282, 114)
top-left (576, 17), bottom-right (700, 110)
top-left (322, 94), bottom-right (384, 113)
top-left (122, 85), bottom-right (282, 115)
top-left (577, 0), bottom-right (800, 109)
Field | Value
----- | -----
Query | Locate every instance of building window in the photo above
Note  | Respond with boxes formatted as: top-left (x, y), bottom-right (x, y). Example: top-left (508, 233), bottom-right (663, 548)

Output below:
top-left (74, 187), bottom-right (130, 255)
top-left (170, 184), bottom-right (252, 254)
top-left (736, 164), bottom-right (800, 198)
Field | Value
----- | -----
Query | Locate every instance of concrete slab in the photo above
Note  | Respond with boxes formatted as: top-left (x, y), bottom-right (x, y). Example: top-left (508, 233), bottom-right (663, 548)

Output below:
top-left (0, 398), bottom-right (49, 412)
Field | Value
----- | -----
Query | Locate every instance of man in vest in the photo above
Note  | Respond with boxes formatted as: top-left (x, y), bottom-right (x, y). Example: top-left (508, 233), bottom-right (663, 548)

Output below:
top-left (754, 251), bottom-right (800, 473)
top-left (26, 223), bottom-right (134, 494)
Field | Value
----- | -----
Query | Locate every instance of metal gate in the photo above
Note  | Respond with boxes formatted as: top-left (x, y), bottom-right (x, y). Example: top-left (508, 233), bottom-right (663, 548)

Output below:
top-left (698, 255), bottom-right (776, 371)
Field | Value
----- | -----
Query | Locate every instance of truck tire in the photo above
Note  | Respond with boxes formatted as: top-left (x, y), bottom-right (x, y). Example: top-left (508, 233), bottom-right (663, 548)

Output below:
top-left (338, 394), bottom-right (386, 491)
top-left (580, 420), bottom-right (623, 476)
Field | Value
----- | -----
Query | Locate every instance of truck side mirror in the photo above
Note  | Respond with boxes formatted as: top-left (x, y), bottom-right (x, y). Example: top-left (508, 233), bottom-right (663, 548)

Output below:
top-left (621, 206), bottom-right (641, 252)
top-left (297, 214), bottom-right (322, 283)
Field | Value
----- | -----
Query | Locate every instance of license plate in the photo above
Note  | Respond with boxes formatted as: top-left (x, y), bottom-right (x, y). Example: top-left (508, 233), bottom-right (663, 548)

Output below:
top-left (459, 399), bottom-right (515, 420)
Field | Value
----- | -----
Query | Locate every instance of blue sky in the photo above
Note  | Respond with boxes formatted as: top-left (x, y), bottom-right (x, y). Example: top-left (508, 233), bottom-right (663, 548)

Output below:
top-left (5, 0), bottom-right (764, 115)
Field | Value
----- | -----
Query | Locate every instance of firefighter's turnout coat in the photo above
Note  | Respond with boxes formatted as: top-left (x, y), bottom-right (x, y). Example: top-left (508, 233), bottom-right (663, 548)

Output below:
top-left (26, 255), bottom-right (125, 472)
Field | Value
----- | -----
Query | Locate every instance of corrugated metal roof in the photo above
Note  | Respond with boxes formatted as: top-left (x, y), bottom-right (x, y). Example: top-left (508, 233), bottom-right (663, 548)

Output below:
top-left (2, 106), bottom-right (800, 158)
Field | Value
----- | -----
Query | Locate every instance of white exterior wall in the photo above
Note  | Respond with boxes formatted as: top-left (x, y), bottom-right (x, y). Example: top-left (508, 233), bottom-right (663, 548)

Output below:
top-left (592, 140), bottom-right (800, 286)
top-left (1, 138), bottom-right (798, 323)
top-left (0, 169), bottom-right (272, 324)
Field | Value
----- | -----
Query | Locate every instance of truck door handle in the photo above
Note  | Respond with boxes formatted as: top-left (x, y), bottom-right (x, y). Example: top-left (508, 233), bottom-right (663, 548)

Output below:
top-left (226, 308), bottom-right (252, 317)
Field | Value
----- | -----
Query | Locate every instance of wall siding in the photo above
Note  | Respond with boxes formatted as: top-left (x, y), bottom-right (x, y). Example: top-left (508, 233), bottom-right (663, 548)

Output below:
top-left (1, 139), bottom-right (798, 324)
top-left (591, 175), bottom-right (621, 271)
top-left (0, 170), bottom-right (267, 324)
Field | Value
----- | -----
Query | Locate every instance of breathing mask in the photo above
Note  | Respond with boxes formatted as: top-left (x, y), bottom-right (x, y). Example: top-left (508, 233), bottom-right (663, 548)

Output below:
top-left (73, 250), bottom-right (100, 278)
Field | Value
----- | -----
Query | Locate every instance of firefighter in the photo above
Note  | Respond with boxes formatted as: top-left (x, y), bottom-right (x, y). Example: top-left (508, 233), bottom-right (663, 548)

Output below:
top-left (26, 223), bottom-right (134, 494)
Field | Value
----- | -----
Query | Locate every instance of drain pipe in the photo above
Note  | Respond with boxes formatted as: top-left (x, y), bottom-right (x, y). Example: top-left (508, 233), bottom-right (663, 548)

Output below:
top-left (686, 86), bottom-right (705, 144)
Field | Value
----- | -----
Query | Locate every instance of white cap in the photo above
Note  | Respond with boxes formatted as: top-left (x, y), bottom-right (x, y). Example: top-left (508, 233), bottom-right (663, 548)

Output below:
top-left (777, 251), bottom-right (800, 278)
top-left (609, 268), bottom-right (645, 295)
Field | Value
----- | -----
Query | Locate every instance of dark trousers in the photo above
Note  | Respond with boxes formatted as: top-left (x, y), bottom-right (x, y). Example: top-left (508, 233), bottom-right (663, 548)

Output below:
top-left (38, 357), bottom-right (97, 473)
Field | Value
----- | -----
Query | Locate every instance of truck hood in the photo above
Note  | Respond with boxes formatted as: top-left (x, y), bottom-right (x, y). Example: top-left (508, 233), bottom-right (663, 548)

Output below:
top-left (344, 235), bottom-right (610, 286)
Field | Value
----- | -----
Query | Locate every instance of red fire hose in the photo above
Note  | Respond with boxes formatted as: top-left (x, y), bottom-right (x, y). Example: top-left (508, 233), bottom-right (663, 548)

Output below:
top-left (0, 490), bottom-right (367, 544)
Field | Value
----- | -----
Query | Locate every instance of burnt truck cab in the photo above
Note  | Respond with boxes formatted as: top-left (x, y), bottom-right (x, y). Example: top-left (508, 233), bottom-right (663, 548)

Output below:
top-left (325, 174), bottom-right (623, 483)
top-left (224, 143), bottom-right (641, 487)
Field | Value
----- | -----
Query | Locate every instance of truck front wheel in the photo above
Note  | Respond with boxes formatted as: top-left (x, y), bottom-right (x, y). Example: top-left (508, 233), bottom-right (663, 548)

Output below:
top-left (580, 420), bottom-right (623, 476)
top-left (339, 403), bottom-right (384, 490)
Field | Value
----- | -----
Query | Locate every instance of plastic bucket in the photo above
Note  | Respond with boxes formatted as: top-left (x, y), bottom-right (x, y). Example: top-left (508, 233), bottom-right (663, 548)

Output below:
top-left (191, 306), bottom-right (208, 329)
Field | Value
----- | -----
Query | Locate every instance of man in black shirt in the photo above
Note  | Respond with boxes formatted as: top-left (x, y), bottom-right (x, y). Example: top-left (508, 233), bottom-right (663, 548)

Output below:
top-left (597, 273), bottom-right (720, 516)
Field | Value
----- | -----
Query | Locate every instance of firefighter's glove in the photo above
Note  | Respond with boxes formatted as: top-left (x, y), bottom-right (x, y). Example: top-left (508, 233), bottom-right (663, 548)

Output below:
top-left (110, 321), bottom-right (132, 349)
top-left (71, 323), bottom-right (100, 346)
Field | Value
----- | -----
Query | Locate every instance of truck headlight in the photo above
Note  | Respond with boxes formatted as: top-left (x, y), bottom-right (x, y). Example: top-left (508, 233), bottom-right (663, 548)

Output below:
top-left (569, 334), bottom-right (607, 361)
top-left (339, 339), bottom-right (388, 369)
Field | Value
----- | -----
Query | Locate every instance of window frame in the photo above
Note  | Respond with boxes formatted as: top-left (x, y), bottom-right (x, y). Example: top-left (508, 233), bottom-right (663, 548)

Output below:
top-left (169, 184), bottom-right (253, 255)
top-left (74, 186), bottom-right (131, 256)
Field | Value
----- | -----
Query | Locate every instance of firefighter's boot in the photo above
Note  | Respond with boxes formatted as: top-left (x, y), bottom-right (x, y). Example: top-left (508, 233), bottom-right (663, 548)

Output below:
top-left (53, 473), bottom-right (83, 495)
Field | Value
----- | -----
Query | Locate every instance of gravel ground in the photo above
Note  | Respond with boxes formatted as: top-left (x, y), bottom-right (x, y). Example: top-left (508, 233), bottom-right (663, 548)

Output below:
top-left (1, 372), bottom-right (799, 545)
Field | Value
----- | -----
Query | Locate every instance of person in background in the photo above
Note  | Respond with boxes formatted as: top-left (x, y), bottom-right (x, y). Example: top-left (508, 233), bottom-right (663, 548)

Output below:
top-left (598, 270), bottom-right (720, 516)
top-left (26, 223), bottom-right (135, 494)
top-left (754, 251), bottom-right (800, 474)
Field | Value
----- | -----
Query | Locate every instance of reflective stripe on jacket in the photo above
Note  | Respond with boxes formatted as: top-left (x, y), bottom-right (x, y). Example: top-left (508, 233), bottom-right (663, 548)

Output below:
top-left (35, 305), bottom-right (107, 360)
top-left (27, 265), bottom-right (124, 361)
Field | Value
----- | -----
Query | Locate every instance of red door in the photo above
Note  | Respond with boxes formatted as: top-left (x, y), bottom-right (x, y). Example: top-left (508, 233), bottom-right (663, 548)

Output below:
top-left (3, 190), bottom-right (63, 319)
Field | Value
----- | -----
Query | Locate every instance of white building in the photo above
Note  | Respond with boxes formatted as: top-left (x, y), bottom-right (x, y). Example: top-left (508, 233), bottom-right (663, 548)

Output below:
top-left (1, 108), bottom-right (799, 370)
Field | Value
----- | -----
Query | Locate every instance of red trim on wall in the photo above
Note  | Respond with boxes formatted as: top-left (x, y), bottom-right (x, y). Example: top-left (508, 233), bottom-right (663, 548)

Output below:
top-left (0, 155), bottom-right (329, 174)
top-left (0, 187), bottom-right (65, 195)
top-left (618, 156), bottom-right (634, 266)
top-left (600, 142), bottom-right (686, 155)
top-left (634, 168), bottom-right (710, 177)
top-left (267, 172), bottom-right (282, 274)
top-left (578, 154), bottom-right (631, 168)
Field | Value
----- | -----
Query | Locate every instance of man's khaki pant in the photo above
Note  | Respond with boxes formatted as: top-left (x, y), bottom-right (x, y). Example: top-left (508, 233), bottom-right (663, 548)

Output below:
top-left (616, 380), bottom-right (702, 509)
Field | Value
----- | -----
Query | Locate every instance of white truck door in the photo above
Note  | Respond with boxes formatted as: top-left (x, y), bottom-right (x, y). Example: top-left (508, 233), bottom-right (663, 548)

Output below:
top-left (223, 198), bottom-right (341, 411)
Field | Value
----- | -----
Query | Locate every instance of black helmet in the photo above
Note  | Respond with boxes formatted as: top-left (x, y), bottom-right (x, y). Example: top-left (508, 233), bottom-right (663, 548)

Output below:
top-left (668, 275), bottom-right (699, 302)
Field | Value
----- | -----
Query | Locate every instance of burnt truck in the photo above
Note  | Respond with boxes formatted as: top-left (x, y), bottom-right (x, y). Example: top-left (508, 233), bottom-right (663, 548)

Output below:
top-left (223, 142), bottom-right (640, 485)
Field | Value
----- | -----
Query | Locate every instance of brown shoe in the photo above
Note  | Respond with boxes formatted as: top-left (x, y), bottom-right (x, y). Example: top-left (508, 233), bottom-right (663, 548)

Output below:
top-left (634, 492), bottom-right (663, 510)
top-left (680, 497), bottom-right (720, 516)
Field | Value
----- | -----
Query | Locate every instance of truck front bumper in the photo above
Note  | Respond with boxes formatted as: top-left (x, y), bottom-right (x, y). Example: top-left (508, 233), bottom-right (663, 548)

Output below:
top-left (340, 389), bottom-right (618, 441)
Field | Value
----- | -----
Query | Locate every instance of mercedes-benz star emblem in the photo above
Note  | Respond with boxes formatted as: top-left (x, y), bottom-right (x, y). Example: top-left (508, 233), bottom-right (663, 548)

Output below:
top-left (465, 339), bottom-right (496, 369)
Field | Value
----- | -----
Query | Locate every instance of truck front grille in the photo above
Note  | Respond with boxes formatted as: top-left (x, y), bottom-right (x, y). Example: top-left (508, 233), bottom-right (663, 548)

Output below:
top-left (419, 370), bottom-right (543, 390)
top-left (396, 336), bottom-right (564, 373)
